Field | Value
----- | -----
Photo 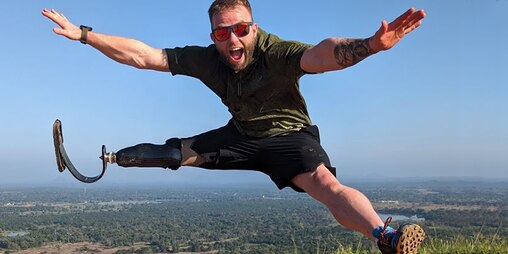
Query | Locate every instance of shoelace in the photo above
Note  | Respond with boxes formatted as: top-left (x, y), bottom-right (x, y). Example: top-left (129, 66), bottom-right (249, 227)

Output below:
top-left (379, 216), bottom-right (393, 243)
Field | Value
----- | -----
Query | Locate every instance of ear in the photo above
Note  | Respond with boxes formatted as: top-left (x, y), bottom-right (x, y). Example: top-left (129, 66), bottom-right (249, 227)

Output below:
top-left (252, 22), bottom-right (258, 36)
top-left (210, 33), bottom-right (216, 43)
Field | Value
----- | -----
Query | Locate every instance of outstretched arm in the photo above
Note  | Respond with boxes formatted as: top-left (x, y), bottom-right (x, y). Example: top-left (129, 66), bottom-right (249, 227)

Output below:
top-left (42, 9), bottom-right (169, 72)
top-left (301, 8), bottom-right (426, 73)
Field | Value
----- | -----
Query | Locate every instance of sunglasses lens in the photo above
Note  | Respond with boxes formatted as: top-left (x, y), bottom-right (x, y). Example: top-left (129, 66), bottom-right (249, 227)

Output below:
top-left (213, 27), bottom-right (229, 41)
top-left (233, 23), bottom-right (250, 37)
top-left (213, 22), bottom-right (252, 41)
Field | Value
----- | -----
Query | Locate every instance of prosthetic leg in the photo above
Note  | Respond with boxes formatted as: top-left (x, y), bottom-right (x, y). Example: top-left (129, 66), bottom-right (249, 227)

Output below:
top-left (113, 138), bottom-right (182, 170)
top-left (53, 119), bottom-right (181, 183)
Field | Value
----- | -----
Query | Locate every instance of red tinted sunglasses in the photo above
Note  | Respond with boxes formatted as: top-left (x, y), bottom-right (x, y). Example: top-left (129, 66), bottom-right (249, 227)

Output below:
top-left (212, 22), bottom-right (253, 41)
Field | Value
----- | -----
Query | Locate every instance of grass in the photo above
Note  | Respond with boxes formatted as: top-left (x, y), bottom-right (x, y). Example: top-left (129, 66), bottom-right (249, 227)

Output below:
top-left (328, 234), bottom-right (508, 254)
top-left (419, 235), bottom-right (508, 254)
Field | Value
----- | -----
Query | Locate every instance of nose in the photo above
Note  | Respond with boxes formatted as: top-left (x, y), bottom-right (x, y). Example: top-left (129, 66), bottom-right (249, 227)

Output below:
top-left (227, 30), bottom-right (240, 43)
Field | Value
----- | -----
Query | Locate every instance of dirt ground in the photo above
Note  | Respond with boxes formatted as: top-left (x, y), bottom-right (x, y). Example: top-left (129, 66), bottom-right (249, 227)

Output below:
top-left (10, 242), bottom-right (148, 254)
top-left (6, 242), bottom-right (222, 254)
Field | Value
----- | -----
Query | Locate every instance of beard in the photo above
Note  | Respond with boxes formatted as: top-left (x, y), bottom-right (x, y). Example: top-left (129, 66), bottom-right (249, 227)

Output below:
top-left (218, 40), bottom-right (256, 72)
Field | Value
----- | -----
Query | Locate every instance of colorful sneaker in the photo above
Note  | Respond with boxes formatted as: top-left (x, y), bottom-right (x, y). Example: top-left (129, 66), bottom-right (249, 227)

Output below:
top-left (377, 217), bottom-right (425, 254)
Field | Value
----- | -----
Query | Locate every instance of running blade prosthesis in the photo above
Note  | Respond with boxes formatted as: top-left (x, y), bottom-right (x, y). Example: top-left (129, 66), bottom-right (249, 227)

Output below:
top-left (52, 119), bottom-right (115, 183)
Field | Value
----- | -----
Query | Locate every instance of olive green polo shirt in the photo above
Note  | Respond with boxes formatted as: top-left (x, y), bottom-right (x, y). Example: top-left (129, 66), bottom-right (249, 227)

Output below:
top-left (165, 28), bottom-right (313, 137)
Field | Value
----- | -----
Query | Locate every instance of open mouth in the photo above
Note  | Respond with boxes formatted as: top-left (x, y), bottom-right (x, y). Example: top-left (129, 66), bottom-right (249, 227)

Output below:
top-left (229, 48), bottom-right (244, 61)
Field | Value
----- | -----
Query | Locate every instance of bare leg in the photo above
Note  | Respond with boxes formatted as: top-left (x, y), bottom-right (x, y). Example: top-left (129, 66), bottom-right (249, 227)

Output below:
top-left (182, 140), bottom-right (383, 239)
top-left (181, 138), bottom-right (206, 166)
top-left (292, 164), bottom-right (383, 241)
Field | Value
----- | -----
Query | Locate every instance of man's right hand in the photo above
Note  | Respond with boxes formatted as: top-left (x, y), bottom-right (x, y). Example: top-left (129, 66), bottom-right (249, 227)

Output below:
top-left (42, 9), bottom-right (81, 41)
top-left (42, 8), bottom-right (170, 72)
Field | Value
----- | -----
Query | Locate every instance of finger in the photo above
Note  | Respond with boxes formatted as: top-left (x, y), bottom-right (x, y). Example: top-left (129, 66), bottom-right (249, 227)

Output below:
top-left (43, 13), bottom-right (61, 25)
top-left (404, 10), bottom-right (426, 27)
top-left (53, 27), bottom-right (66, 36)
top-left (42, 9), bottom-right (64, 24)
top-left (42, 9), bottom-right (55, 19)
top-left (389, 7), bottom-right (416, 29)
top-left (375, 20), bottom-right (389, 39)
top-left (416, 9), bottom-right (426, 19)
top-left (49, 9), bottom-right (66, 20)
top-left (404, 21), bottom-right (422, 35)
top-left (378, 20), bottom-right (388, 35)
top-left (371, 20), bottom-right (389, 52)
top-left (373, 20), bottom-right (388, 43)
top-left (44, 11), bottom-right (73, 31)
top-left (400, 10), bottom-right (425, 35)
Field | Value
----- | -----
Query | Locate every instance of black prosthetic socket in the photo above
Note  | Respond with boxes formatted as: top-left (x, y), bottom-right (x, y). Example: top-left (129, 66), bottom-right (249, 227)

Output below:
top-left (116, 138), bottom-right (182, 170)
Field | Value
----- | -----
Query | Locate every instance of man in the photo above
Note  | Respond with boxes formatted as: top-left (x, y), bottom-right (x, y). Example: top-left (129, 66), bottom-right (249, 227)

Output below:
top-left (43, 1), bottom-right (426, 253)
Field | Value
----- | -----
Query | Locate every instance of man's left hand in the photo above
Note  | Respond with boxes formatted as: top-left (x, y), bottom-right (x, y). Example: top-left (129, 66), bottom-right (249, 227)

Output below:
top-left (370, 8), bottom-right (426, 53)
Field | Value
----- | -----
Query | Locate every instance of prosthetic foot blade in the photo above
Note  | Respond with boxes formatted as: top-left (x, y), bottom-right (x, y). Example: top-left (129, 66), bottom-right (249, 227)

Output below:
top-left (53, 119), bottom-right (66, 172)
top-left (52, 119), bottom-right (107, 183)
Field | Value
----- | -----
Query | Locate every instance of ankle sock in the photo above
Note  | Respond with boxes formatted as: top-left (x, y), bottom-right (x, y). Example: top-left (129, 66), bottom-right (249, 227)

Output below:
top-left (372, 225), bottom-right (395, 240)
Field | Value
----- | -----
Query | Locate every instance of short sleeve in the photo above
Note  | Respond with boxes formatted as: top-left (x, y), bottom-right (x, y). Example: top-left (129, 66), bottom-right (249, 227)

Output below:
top-left (165, 45), bottom-right (220, 80)
top-left (265, 41), bottom-right (312, 78)
top-left (164, 45), bottom-right (227, 98)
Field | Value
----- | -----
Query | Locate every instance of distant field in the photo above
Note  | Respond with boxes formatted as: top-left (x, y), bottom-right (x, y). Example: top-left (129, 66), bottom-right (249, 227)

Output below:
top-left (13, 242), bottom-right (150, 254)
top-left (1, 181), bottom-right (507, 253)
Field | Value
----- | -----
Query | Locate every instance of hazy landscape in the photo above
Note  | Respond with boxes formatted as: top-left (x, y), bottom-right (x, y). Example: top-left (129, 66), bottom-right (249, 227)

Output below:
top-left (1, 180), bottom-right (507, 253)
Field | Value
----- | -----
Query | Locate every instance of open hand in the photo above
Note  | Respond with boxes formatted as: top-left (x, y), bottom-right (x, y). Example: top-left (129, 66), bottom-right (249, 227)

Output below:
top-left (370, 8), bottom-right (426, 53)
top-left (42, 9), bottom-right (81, 41)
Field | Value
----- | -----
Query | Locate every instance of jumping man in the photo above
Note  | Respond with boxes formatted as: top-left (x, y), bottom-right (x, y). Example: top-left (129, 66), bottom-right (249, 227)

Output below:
top-left (43, 1), bottom-right (426, 253)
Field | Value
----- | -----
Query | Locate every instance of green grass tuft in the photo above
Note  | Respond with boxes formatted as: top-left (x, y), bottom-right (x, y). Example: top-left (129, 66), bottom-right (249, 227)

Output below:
top-left (329, 235), bottom-right (508, 254)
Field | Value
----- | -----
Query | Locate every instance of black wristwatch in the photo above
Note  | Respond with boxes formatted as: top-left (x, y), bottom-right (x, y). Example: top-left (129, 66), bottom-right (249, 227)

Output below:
top-left (79, 25), bottom-right (93, 44)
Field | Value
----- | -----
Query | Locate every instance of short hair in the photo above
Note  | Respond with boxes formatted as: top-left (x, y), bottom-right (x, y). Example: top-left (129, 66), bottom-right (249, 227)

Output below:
top-left (208, 0), bottom-right (253, 26)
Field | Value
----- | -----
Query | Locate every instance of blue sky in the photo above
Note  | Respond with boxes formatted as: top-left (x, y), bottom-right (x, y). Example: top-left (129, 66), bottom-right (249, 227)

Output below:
top-left (0, 1), bottom-right (507, 186)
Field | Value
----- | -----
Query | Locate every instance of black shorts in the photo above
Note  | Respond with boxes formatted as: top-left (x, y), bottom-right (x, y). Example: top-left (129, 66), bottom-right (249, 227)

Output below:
top-left (183, 120), bottom-right (336, 192)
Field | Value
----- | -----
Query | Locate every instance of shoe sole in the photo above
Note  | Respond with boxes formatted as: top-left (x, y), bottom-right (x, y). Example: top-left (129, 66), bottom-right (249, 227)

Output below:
top-left (395, 224), bottom-right (425, 254)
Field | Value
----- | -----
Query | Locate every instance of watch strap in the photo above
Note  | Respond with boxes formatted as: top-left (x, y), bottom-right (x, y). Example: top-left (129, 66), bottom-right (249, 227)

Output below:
top-left (79, 25), bottom-right (93, 44)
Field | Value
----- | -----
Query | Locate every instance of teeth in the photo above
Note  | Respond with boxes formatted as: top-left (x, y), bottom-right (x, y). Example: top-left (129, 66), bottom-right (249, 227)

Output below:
top-left (230, 47), bottom-right (243, 60)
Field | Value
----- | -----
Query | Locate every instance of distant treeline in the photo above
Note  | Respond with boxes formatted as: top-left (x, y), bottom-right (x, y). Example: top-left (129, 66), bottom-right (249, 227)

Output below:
top-left (1, 182), bottom-right (507, 253)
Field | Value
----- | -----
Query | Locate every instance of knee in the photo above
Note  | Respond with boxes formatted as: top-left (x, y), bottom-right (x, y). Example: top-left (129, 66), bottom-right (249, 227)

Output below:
top-left (311, 164), bottom-right (343, 189)
top-left (180, 138), bottom-right (207, 166)
top-left (293, 164), bottom-right (344, 199)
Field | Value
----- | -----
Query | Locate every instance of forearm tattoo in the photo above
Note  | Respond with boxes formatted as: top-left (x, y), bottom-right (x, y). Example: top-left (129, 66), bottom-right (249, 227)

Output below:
top-left (334, 38), bottom-right (374, 68)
